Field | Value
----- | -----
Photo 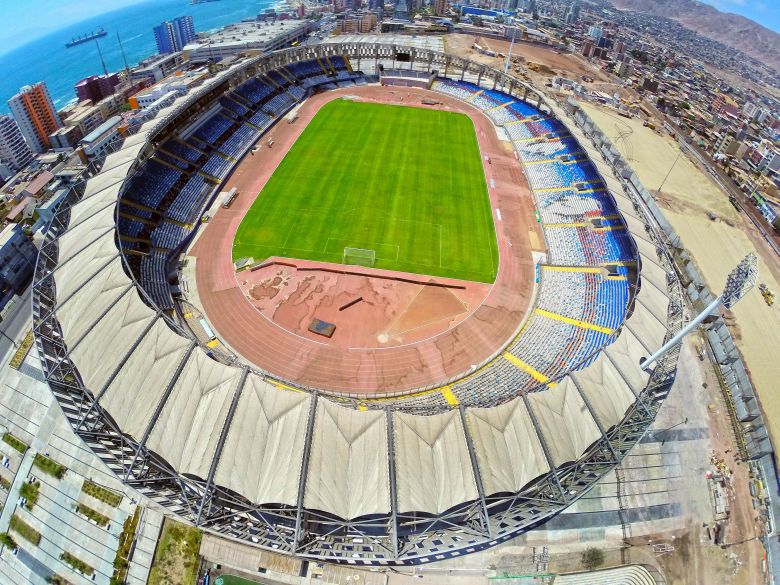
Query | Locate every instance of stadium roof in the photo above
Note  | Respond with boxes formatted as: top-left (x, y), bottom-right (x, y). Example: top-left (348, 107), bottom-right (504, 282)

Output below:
top-left (36, 45), bottom-right (677, 562)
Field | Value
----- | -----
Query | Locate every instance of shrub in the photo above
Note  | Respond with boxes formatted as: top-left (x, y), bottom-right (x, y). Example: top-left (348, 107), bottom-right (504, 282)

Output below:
top-left (2, 433), bottom-right (28, 454)
top-left (9, 515), bottom-right (41, 545)
top-left (34, 453), bottom-right (67, 479)
top-left (0, 476), bottom-right (11, 490)
top-left (76, 503), bottom-right (109, 527)
top-left (111, 507), bottom-right (140, 585)
top-left (581, 546), bottom-right (605, 570)
top-left (9, 331), bottom-right (34, 370)
top-left (81, 480), bottom-right (122, 507)
top-left (19, 482), bottom-right (39, 510)
top-left (0, 533), bottom-right (15, 548)
top-left (60, 552), bottom-right (94, 577)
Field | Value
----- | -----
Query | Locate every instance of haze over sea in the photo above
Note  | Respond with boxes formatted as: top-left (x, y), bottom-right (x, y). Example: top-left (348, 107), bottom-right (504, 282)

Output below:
top-left (0, 0), bottom-right (276, 114)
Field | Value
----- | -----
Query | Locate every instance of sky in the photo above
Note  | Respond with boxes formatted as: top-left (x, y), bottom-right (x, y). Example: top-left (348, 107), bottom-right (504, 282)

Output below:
top-left (0, 0), bottom-right (150, 54)
top-left (698, 0), bottom-right (779, 32)
top-left (0, 0), bottom-right (776, 53)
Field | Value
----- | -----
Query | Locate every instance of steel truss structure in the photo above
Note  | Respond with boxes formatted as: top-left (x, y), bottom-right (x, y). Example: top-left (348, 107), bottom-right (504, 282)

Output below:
top-left (32, 43), bottom-right (683, 565)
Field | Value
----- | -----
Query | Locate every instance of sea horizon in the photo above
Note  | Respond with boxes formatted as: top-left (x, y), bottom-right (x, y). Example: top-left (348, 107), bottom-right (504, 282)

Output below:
top-left (0, 0), bottom-right (277, 114)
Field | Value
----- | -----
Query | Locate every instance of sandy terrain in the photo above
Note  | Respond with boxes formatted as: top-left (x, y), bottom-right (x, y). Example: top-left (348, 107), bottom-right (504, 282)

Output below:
top-left (581, 102), bottom-right (780, 454)
top-left (444, 34), bottom-right (612, 82)
top-left (238, 258), bottom-right (489, 349)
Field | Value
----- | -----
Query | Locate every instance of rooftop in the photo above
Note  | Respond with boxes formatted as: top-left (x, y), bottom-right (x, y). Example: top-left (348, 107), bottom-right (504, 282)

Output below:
top-left (81, 116), bottom-right (122, 144)
top-left (184, 20), bottom-right (308, 51)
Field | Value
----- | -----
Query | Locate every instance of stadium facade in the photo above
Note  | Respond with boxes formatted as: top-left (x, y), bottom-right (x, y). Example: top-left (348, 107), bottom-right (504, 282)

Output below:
top-left (32, 43), bottom-right (683, 565)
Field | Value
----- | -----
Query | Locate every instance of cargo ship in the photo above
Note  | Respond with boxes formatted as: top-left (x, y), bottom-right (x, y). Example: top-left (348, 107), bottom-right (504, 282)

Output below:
top-left (65, 27), bottom-right (108, 48)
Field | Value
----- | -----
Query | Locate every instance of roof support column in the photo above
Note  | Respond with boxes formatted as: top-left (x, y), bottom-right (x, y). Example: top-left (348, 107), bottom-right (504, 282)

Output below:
top-left (196, 367), bottom-right (249, 525)
top-left (293, 392), bottom-right (318, 553)
top-left (386, 408), bottom-right (399, 560)
top-left (127, 341), bottom-right (196, 481)
top-left (520, 392), bottom-right (568, 503)
top-left (568, 375), bottom-right (619, 463)
top-left (458, 406), bottom-right (491, 537)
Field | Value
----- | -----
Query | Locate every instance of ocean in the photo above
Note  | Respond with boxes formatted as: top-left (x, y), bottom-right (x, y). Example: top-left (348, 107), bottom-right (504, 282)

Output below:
top-left (0, 0), bottom-right (277, 113)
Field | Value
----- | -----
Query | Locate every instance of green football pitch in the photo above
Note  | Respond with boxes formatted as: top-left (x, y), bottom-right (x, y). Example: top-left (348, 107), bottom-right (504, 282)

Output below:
top-left (233, 100), bottom-right (498, 283)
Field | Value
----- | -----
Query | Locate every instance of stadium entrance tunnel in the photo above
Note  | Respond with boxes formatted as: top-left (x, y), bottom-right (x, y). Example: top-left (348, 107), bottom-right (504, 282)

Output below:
top-left (32, 42), bottom-right (683, 565)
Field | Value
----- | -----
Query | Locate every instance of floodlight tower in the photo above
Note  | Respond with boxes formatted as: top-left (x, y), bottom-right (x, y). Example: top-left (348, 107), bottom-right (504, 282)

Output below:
top-left (640, 253), bottom-right (758, 372)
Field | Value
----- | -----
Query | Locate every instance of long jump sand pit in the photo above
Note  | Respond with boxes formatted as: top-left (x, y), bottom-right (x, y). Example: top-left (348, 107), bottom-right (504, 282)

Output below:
top-left (239, 260), bottom-right (489, 349)
top-left (581, 102), bottom-right (780, 447)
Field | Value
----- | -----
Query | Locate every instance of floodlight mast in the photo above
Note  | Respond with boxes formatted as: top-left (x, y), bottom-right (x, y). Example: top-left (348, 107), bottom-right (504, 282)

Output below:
top-left (640, 253), bottom-right (758, 372)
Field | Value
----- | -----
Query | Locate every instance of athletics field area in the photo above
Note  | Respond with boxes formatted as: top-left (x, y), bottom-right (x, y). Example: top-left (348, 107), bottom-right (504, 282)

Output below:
top-left (232, 99), bottom-right (498, 282)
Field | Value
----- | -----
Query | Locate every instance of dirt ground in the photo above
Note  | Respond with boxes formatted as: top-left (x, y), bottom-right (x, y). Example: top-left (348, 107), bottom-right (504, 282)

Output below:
top-left (581, 101), bottom-right (780, 464)
top-left (444, 34), bottom-right (612, 83)
top-left (239, 259), bottom-right (489, 349)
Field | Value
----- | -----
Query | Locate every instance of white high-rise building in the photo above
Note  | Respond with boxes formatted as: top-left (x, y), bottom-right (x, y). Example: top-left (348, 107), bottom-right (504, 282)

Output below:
top-left (0, 115), bottom-right (33, 174)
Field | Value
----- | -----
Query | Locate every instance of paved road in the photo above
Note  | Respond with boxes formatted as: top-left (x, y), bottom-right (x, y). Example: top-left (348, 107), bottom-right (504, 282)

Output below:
top-left (0, 286), bottom-right (32, 361)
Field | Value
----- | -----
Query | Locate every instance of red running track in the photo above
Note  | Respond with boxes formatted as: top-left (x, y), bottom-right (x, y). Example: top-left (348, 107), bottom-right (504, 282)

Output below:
top-left (190, 85), bottom-right (541, 395)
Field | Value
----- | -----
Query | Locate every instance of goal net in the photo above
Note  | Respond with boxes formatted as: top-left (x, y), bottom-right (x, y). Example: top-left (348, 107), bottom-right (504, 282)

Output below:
top-left (343, 247), bottom-right (376, 268)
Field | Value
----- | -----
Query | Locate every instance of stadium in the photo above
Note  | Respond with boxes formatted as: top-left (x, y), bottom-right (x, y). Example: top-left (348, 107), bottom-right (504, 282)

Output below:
top-left (32, 43), bottom-right (682, 565)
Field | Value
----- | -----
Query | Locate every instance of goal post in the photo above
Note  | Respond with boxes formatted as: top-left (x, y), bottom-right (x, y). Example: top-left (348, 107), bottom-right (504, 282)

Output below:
top-left (343, 247), bottom-right (376, 268)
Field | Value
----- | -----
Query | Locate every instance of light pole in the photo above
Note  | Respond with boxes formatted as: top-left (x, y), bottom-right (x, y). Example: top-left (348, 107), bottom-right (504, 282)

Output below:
top-left (503, 25), bottom-right (517, 76)
top-left (640, 253), bottom-right (757, 373)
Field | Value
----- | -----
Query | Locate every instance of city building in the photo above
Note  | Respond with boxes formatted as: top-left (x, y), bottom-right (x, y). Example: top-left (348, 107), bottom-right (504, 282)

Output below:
top-left (587, 25), bottom-right (603, 41)
top-left (128, 70), bottom-right (208, 109)
top-left (581, 41), bottom-right (595, 58)
top-left (79, 115), bottom-right (122, 160)
top-left (0, 115), bottom-right (34, 175)
top-left (0, 223), bottom-right (36, 312)
top-left (183, 20), bottom-right (313, 63)
top-left (74, 73), bottom-right (121, 103)
top-left (618, 59), bottom-right (634, 78)
top-left (564, 0), bottom-right (580, 25)
top-left (394, 0), bottom-right (410, 20)
top-left (58, 101), bottom-right (106, 136)
top-left (154, 16), bottom-right (196, 54)
top-left (7, 82), bottom-right (62, 153)
top-left (48, 125), bottom-right (82, 151)
top-left (712, 93), bottom-right (740, 117)
top-left (131, 52), bottom-right (185, 84)
top-left (334, 12), bottom-right (378, 34)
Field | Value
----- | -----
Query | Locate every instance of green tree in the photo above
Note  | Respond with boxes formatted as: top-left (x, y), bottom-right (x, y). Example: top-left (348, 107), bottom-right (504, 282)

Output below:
top-left (581, 547), bottom-right (605, 570)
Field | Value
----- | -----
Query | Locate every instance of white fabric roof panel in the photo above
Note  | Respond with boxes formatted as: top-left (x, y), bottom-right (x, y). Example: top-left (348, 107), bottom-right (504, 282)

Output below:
top-left (625, 301), bottom-right (667, 353)
top-left (54, 231), bottom-right (118, 302)
top-left (100, 140), bottom-right (146, 173)
top-left (466, 398), bottom-right (549, 495)
top-left (146, 351), bottom-right (241, 479)
top-left (99, 319), bottom-right (192, 441)
top-left (57, 204), bottom-right (116, 265)
top-left (527, 378), bottom-right (601, 467)
top-left (620, 213), bottom-right (651, 245)
top-left (67, 191), bottom-right (116, 231)
top-left (304, 399), bottom-right (390, 518)
top-left (394, 410), bottom-right (477, 514)
top-left (70, 292), bottom-right (156, 399)
top-left (56, 257), bottom-right (132, 345)
top-left (81, 160), bottom-right (135, 201)
top-left (636, 279), bottom-right (669, 325)
top-left (604, 327), bottom-right (651, 395)
top-left (571, 355), bottom-right (636, 430)
top-left (216, 377), bottom-right (309, 507)
top-left (639, 251), bottom-right (668, 294)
